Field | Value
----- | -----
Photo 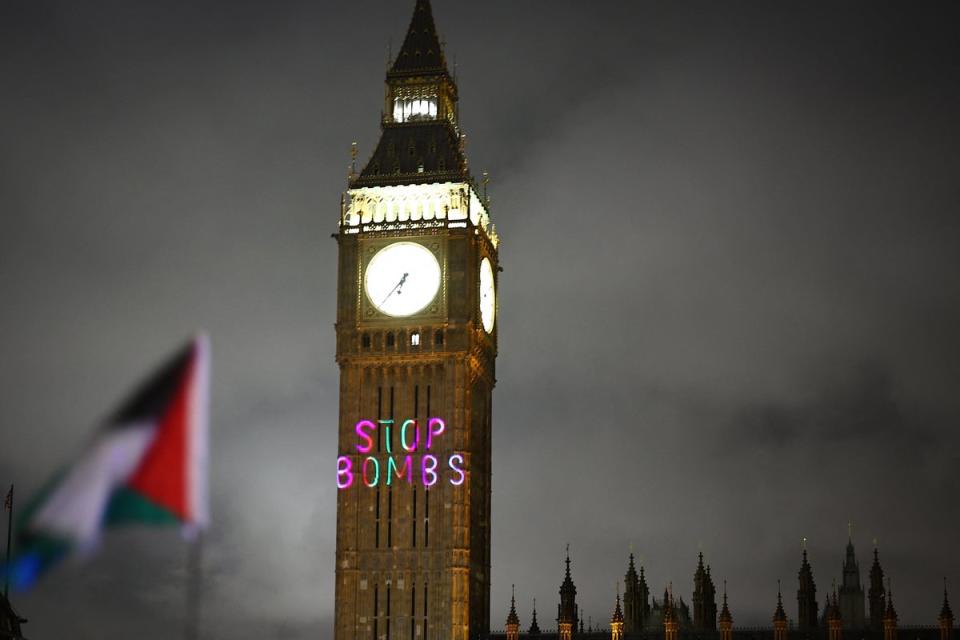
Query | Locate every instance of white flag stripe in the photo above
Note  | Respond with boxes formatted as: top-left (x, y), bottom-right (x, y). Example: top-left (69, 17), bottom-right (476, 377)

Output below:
top-left (28, 423), bottom-right (156, 547)
top-left (188, 333), bottom-right (211, 528)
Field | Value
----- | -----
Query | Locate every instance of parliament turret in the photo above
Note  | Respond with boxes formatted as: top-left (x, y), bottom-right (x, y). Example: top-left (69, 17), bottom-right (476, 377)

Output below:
top-left (506, 586), bottom-right (520, 640)
top-left (528, 599), bottom-right (541, 638)
top-left (840, 532), bottom-right (866, 628)
top-left (869, 546), bottom-right (887, 631)
top-left (798, 544), bottom-right (819, 630)
top-left (940, 581), bottom-right (954, 640)
top-left (694, 553), bottom-right (718, 631)
top-left (611, 588), bottom-right (625, 640)
top-left (664, 587), bottom-right (680, 640)
top-left (557, 548), bottom-right (578, 640)
top-left (883, 582), bottom-right (898, 640)
top-left (774, 582), bottom-right (789, 640)
top-left (624, 554), bottom-right (642, 632)
top-left (719, 583), bottom-right (734, 640)
top-left (828, 589), bottom-right (844, 640)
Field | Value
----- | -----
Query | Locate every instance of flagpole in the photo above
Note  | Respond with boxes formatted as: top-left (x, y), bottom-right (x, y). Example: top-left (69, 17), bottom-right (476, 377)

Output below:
top-left (4, 484), bottom-right (13, 599)
top-left (185, 530), bottom-right (202, 640)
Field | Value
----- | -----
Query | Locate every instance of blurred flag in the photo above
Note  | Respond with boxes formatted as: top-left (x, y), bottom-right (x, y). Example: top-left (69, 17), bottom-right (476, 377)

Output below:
top-left (3, 334), bottom-right (210, 590)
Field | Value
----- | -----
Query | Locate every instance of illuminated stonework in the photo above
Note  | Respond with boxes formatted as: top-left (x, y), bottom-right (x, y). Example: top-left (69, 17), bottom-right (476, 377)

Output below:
top-left (343, 183), bottom-right (498, 247)
top-left (333, 3), bottom-right (497, 640)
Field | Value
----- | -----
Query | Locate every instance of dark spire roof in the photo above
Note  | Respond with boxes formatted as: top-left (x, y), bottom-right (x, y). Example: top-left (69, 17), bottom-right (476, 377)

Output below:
top-left (885, 581), bottom-right (898, 622)
top-left (799, 546), bottom-right (817, 594)
top-left (613, 588), bottom-right (624, 623)
top-left (353, 122), bottom-right (468, 187)
top-left (507, 584), bottom-right (520, 627)
top-left (390, 0), bottom-right (448, 77)
top-left (561, 545), bottom-right (576, 596)
top-left (829, 588), bottom-right (842, 622)
top-left (870, 547), bottom-right (884, 582)
top-left (774, 581), bottom-right (788, 622)
top-left (627, 553), bottom-right (638, 581)
top-left (529, 598), bottom-right (541, 635)
top-left (720, 582), bottom-right (733, 623)
top-left (942, 579), bottom-right (954, 621)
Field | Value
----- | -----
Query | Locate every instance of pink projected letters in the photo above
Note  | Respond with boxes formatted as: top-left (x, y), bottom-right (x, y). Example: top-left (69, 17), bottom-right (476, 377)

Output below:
top-left (336, 417), bottom-right (465, 489)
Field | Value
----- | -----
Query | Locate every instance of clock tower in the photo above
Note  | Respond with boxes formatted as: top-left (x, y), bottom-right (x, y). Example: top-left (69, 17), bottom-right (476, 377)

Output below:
top-left (333, 2), bottom-right (499, 640)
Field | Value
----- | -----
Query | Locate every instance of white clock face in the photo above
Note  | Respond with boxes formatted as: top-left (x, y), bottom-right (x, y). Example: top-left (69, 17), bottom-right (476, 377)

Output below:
top-left (479, 257), bottom-right (495, 333)
top-left (365, 242), bottom-right (441, 317)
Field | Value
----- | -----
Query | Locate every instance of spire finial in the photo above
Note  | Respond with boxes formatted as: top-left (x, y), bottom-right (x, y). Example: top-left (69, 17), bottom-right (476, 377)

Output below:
top-left (724, 580), bottom-right (728, 604)
top-left (848, 521), bottom-right (853, 540)
top-left (802, 536), bottom-right (808, 551)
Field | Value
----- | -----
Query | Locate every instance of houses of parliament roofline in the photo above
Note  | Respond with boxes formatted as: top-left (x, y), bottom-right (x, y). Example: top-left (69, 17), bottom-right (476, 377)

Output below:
top-left (490, 538), bottom-right (955, 640)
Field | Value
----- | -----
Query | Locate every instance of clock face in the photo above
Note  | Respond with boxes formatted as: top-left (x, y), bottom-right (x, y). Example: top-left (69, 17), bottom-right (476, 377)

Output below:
top-left (479, 257), bottom-right (495, 333)
top-left (365, 242), bottom-right (441, 317)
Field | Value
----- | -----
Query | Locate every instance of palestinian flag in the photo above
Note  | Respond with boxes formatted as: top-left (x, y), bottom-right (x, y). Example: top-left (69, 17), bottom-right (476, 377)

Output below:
top-left (4, 334), bottom-right (210, 590)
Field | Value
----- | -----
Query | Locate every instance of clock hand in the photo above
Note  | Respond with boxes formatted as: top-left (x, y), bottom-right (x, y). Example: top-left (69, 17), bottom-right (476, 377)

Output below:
top-left (380, 272), bottom-right (409, 306)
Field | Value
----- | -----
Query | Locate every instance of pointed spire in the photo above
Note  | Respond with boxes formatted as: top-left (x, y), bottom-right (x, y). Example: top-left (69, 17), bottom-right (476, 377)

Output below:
top-left (774, 580), bottom-right (788, 622)
top-left (507, 584), bottom-right (520, 627)
top-left (613, 584), bottom-right (624, 623)
top-left (885, 579), bottom-right (898, 622)
top-left (829, 585), bottom-right (842, 622)
top-left (529, 597), bottom-right (541, 635)
top-left (390, 0), bottom-right (448, 76)
top-left (942, 579), bottom-right (954, 621)
top-left (720, 581), bottom-right (733, 623)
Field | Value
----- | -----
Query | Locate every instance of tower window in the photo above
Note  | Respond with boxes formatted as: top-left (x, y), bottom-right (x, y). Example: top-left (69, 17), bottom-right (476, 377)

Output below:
top-left (386, 333), bottom-right (395, 348)
top-left (433, 330), bottom-right (444, 346)
top-left (361, 333), bottom-right (371, 349)
top-left (411, 332), bottom-right (420, 347)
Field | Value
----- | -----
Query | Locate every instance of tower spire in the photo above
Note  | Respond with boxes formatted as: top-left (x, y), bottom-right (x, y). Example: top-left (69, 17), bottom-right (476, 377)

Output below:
top-left (943, 578), bottom-right (954, 620)
top-left (529, 598), bottom-right (540, 635)
top-left (507, 584), bottom-right (520, 626)
top-left (719, 580), bottom-right (734, 640)
top-left (940, 578), bottom-right (954, 640)
top-left (389, 0), bottom-right (448, 76)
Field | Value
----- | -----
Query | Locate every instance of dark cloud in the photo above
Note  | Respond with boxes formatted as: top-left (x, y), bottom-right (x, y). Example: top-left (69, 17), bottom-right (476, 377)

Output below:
top-left (1, 0), bottom-right (959, 637)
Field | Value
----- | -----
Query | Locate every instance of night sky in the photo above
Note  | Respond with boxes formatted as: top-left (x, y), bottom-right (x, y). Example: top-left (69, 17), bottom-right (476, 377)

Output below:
top-left (3, 1), bottom-right (960, 638)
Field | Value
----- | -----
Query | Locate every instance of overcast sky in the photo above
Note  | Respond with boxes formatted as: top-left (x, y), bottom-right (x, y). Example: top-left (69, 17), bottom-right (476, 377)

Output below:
top-left (2, 1), bottom-right (960, 638)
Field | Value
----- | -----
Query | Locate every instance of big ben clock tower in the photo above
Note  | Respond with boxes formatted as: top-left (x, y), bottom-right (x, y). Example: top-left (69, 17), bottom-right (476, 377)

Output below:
top-left (333, 2), bottom-right (499, 640)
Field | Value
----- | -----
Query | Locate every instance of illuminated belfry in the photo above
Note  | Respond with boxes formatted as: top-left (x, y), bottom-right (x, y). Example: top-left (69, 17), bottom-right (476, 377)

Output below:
top-left (611, 588), bottom-right (625, 640)
top-left (828, 588), bottom-right (844, 640)
top-left (505, 586), bottom-right (520, 640)
top-left (663, 587), bottom-right (680, 640)
top-left (333, 1), bottom-right (499, 639)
